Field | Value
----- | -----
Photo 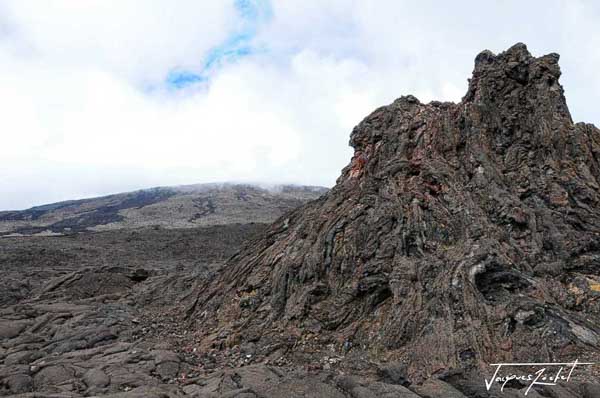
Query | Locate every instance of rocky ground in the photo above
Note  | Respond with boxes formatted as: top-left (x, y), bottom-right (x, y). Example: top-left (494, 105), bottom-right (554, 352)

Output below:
top-left (5, 227), bottom-right (594, 397)
top-left (0, 225), bottom-right (551, 398)
top-left (0, 225), bottom-right (268, 397)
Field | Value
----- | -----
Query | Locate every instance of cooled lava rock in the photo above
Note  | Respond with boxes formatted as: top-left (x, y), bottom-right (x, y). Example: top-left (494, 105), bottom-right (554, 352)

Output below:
top-left (189, 43), bottom-right (600, 384)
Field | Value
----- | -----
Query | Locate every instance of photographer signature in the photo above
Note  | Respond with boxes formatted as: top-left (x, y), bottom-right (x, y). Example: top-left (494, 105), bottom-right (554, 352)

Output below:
top-left (484, 360), bottom-right (595, 396)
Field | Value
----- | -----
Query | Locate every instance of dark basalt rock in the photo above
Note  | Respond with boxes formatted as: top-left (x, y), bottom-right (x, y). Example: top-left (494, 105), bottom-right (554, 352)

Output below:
top-left (189, 43), bottom-right (600, 388)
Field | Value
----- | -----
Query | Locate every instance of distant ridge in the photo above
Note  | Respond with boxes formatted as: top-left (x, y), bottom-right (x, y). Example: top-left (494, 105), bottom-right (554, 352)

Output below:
top-left (0, 183), bottom-right (327, 236)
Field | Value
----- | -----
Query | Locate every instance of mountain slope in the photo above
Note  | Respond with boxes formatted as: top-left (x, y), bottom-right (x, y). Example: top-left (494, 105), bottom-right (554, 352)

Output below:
top-left (0, 183), bottom-right (327, 236)
top-left (188, 43), bottom-right (600, 388)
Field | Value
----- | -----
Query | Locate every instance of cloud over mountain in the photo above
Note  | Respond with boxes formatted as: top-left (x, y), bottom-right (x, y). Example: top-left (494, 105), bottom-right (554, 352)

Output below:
top-left (1, 1), bottom-right (599, 210)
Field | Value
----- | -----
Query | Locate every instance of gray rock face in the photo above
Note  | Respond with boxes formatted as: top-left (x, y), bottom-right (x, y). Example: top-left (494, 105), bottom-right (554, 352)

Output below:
top-left (189, 43), bottom-right (600, 393)
top-left (413, 379), bottom-right (468, 397)
top-left (83, 368), bottom-right (110, 388)
top-left (0, 321), bottom-right (28, 339)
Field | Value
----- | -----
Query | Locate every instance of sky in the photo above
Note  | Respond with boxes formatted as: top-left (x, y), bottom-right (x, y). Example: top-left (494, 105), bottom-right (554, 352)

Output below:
top-left (1, 1), bottom-right (599, 210)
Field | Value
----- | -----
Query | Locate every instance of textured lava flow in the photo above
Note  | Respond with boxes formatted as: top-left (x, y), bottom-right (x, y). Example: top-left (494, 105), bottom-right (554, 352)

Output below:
top-left (189, 43), bottom-right (600, 381)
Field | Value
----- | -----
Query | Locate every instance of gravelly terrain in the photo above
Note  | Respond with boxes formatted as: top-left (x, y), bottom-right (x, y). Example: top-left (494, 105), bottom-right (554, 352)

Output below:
top-left (0, 225), bottom-right (269, 397)
top-left (0, 226), bottom-right (533, 398)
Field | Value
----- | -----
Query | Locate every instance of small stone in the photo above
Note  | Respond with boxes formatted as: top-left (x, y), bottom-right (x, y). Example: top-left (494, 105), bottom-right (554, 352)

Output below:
top-left (83, 368), bottom-right (110, 388)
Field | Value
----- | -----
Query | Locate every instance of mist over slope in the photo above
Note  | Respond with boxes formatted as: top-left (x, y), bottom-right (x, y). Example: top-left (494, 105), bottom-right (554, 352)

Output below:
top-left (0, 183), bottom-right (327, 236)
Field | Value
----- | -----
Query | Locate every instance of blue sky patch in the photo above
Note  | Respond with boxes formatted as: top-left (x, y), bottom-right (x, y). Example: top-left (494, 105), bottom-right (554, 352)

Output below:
top-left (166, 70), bottom-right (206, 89)
top-left (165, 0), bottom-right (272, 90)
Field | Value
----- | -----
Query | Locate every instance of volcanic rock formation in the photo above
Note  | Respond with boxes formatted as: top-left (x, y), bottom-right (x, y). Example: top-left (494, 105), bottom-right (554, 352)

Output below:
top-left (189, 43), bottom-right (600, 384)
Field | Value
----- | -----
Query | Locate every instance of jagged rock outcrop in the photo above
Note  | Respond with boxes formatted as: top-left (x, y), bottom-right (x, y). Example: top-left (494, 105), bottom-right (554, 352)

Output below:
top-left (189, 44), bottom-right (600, 388)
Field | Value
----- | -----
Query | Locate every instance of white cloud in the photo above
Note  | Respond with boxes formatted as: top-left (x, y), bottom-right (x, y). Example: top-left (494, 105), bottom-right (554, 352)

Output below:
top-left (0, 1), bottom-right (236, 82)
top-left (0, 0), bottom-right (599, 209)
